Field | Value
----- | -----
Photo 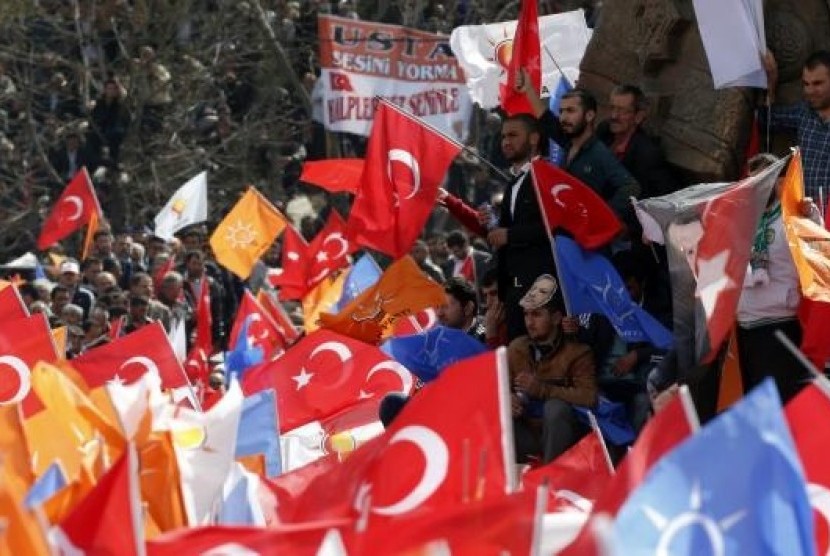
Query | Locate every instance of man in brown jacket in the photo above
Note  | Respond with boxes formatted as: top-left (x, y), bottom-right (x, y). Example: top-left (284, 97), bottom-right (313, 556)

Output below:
top-left (510, 274), bottom-right (597, 463)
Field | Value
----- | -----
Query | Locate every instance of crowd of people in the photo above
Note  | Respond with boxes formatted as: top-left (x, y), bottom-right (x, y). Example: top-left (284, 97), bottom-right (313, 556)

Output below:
top-left (3, 0), bottom-right (829, 471)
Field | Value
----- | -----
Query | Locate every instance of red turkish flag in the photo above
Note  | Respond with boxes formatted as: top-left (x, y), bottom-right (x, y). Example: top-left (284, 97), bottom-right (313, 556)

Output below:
top-left (0, 313), bottom-right (57, 416)
top-left (356, 489), bottom-right (540, 555)
top-left (346, 100), bottom-right (462, 258)
top-left (522, 428), bottom-right (614, 512)
top-left (147, 523), bottom-right (352, 556)
top-left (229, 289), bottom-right (286, 358)
top-left (392, 308), bottom-right (439, 337)
top-left (300, 158), bottom-right (364, 194)
top-left (192, 276), bottom-right (213, 355)
top-left (329, 72), bottom-right (354, 92)
top-left (275, 349), bottom-right (517, 527)
top-left (561, 388), bottom-right (698, 555)
top-left (272, 224), bottom-right (310, 300)
top-left (71, 322), bottom-right (187, 388)
top-left (786, 383), bottom-right (830, 554)
top-left (0, 285), bottom-right (28, 321)
top-left (257, 289), bottom-right (300, 347)
top-left (531, 159), bottom-right (622, 249)
top-left (37, 168), bottom-right (101, 249)
top-left (500, 0), bottom-right (541, 115)
top-left (241, 329), bottom-right (414, 432)
top-left (53, 446), bottom-right (143, 556)
top-left (306, 210), bottom-right (354, 291)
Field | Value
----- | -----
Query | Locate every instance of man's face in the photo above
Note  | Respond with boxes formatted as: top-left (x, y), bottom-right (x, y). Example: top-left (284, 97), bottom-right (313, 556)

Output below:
top-left (522, 276), bottom-right (557, 309)
top-left (524, 307), bottom-right (559, 342)
top-left (183, 235), bottom-right (202, 252)
top-left (52, 290), bottom-right (70, 311)
top-left (59, 271), bottom-right (79, 288)
top-left (481, 283), bottom-right (498, 310)
top-left (95, 233), bottom-right (113, 254)
top-left (410, 242), bottom-right (428, 264)
top-left (132, 277), bottom-right (153, 298)
top-left (186, 257), bottom-right (204, 278)
top-left (803, 64), bottom-right (830, 113)
top-left (500, 120), bottom-right (535, 164)
top-left (83, 262), bottom-right (102, 284)
top-left (608, 93), bottom-right (643, 136)
top-left (437, 295), bottom-right (468, 329)
top-left (94, 272), bottom-right (116, 294)
top-left (559, 97), bottom-right (591, 139)
top-left (428, 238), bottom-right (448, 260)
top-left (448, 243), bottom-right (468, 261)
top-left (114, 235), bottom-right (131, 257)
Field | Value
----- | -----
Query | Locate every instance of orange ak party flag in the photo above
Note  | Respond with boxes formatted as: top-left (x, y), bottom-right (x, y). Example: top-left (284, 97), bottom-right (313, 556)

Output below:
top-left (318, 255), bottom-right (446, 344)
top-left (209, 187), bottom-right (288, 280)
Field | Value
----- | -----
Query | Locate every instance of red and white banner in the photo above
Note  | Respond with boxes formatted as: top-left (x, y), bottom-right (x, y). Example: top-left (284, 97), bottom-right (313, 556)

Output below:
top-left (317, 15), bottom-right (472, 139)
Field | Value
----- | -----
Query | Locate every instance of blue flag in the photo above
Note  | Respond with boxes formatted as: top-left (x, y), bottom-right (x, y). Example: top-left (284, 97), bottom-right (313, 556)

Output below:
top-left (224, 315), bottom-right (264, 380)
top-left (218, 465), bottom-right (265, 526)
top-left (613, 379), bottom-right (816, 555)
top-left (555, 235), bottom-right (674, 349)
top-left (334, 254), bottom-right (382, 312)
top-left (548, 76), bottom-right (573, 166)
top-left (381, 325), bottom-right (487, 383)
top-left (24, 461), bottom-right (66, 508)
top-left (235, 389), bottom-right (281, 478)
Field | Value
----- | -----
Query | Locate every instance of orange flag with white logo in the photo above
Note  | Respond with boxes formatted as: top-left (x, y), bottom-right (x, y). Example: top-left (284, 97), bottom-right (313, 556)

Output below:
top-left (318, 256), bottom-right (446, 344)
top-left (209, 187), bottom-right (287, 280)
top-left (781, 150), bottom-right (830, 303)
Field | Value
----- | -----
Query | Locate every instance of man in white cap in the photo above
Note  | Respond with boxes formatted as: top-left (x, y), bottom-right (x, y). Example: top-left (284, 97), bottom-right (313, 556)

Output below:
top-left (509, 274), bottom-right (597, 463)
top-left (57, 259), bottom-right (95, 319)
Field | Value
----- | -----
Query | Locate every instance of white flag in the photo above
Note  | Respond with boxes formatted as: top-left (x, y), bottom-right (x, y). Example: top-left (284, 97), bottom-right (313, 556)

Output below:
top-left (450, 10), bottom-right (591, 109)
top-left (693, 0), bottom-right (767, 89)
top-left (154, 171), bottom-right (208, 240)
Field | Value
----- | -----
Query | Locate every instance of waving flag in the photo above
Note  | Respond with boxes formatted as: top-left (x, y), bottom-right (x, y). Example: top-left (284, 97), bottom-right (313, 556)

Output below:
top-left (381, 325), bottom-right (487, 383)
top-left (242, 329), bottom-right (413, 433)
top-left (306, 210), bottom-right (354, 290)
top-left (300, 159), bottom-right (364, 194)
top-left (235, 389), bottom-right (281, 478)
top-left (533, 160), bottom-right (622, 249)
top-left (210, 187), bottom-right (287, 280)
top-left (71, 321), bottom-right (187, 389)
top-left (500, 0), bottom-right (540, 115)
top-left (613, 380), bottom-right (814, 555)
top-left (256, 289), bottom-right (300, 347)
top-left (272, 224), bottom-right (310, 300)
top-left (334, 254), bottom-right (383, 312)
top-left (154, 171), bottom-right (208, 241)
top-left (229, 290), bottom-right (286, 358)
top-left (0, 312), bottom-right (58, 415)
top-left (635, 157), bottom-right (787, 366)
top-left (224, 315), bottom-right (264, 380)
top-left (37, 168), bottom-right (101, 250)
top-left (346, 100), bottom-right (462, 258)
top-left (555, 235), bottom-right (673, 349)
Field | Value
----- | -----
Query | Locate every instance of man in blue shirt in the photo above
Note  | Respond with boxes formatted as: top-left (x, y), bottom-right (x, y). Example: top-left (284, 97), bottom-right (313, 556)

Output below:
top-left (764, 49), bottom-right (830, 199)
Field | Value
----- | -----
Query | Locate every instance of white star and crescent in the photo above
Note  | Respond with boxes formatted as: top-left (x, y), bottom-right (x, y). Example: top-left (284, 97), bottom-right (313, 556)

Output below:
top-left (290, 341), bottom-right (353, 391)
top-left (696, 251), bottom-right (735, 318)
top-left (0, 355), bottom-right (31, 405)
top-left (62, 195), bottom-right (84, 221)
top-left (387, 149), bottom-right (421, 201)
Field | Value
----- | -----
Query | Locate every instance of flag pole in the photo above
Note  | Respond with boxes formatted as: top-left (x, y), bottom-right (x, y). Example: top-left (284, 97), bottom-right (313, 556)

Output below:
top-left (529, 163), bottom-right (573, 316)
top-left (774, 329), bottom-right (830, 400)
top-left (374, 96), bottom-right (513, 183)
top-left (543, 46), bottom-right (573, 89)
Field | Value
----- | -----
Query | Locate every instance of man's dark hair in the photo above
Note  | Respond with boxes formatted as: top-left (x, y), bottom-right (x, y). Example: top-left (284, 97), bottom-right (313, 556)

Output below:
top-left (129, 272), bottom-right (151, 288)
top-left (611, 84), bottom-right (648, 111)
top-left (183, 249), bottom-right (204, 264)
top-left (562, 88), bottom-right (598, 113)
top-left (503, 113), bottom-right (541, 135)
top-left (80, 256), bottom-right (101, 271)
top-left (446, 230), bottom-right (469, 249)
top-left (444, 277), bottom-right (478, 314)
top-left (93, 229), bottom-right (113, 241)
top-left (805, 50), bottom-right (830, 72)
top-left (51, 284), bottom-right (69, 300)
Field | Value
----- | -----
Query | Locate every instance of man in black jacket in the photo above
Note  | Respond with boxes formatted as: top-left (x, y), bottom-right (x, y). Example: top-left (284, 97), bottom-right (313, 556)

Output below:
top-left (487, 113), bottom-right (556, 340)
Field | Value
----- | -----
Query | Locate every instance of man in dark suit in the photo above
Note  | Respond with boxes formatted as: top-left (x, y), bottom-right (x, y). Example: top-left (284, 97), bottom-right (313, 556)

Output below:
top-left (49, 131), bottom-right (95, 182)
top-left (487, 113), bottom-right (556, 340)
top-left (445, 229), bottom-right (492, 291)
top-left (595, 85), bottom-right (677, 199)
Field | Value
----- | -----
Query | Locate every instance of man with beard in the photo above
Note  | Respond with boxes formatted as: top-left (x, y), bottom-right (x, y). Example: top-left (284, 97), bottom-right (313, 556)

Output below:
top-left (516, 68), bottom-right (640, 222)
top-left (764, 50), bottom-right (830, 200)
top-left (486, 112), bottom-right (557, 340)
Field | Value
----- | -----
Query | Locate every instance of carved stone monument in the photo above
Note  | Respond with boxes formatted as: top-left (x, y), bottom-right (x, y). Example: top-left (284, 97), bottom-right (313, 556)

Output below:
top-left (578, 0), bottom-right (830, 182)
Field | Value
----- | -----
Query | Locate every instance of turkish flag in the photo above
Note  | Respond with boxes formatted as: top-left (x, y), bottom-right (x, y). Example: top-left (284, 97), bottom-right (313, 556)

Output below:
top-left (392, 307), bottom-right (440, 337)
top-left (0, 285), bottom-right (28, 321)
top-left (560, 387), bottom-right (698, 554)
top-left (500, 0), bottom-right (541, 115)
top-left (53, 446), bottom-right (143, 556)
top-left (229, 289), bottom-right (286, 358)
top-left (531, 159), bottom-right (622, 249)
top-left (272, 224), bottom-right (310, 300)
top-left (275, 349), bottom-right (517, 527)
top-left (346, 100), bottom-right (462, 258)
top-left (256, 289), bottom-right (300, 347)
top-left (306, 210), bottom-right (354, 291)
top-left (785, 384), bottom-right (830, 554)
top-left (147, 523), bottom-right (352, 556)
top-left (522, 428), bottom-right (614, 512)
top-left (356, 489), bottom-right (540, 555)
top-left (300, 158), bottom-right (364, 194)
top-left (71, 322), bottom-right (187, 389)
top-left (37, 168), bottom-right (101, 250)
top-left (0, 313), bottom-right (57, 416)
top-left (329, 72), bottom-right (355, 92)
top-left (192, 276), bottom-right (213, 355)
top-left (241, 329), bottom-right (414, 432)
